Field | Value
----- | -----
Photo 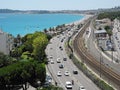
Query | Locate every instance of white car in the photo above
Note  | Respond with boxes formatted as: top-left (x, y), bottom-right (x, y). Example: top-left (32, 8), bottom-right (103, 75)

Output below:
top-left (64, 71), bottom-right (70, 76)
top-left (57, 58), bottom-right (61, 63)
top-left (57, 71), bottom-right (62, 76)
top-left (79, 85), bottom-right (86, 90)
top-left (65, 81), bottom-right (72, 89)
top-left (50, 60), bottom-right (54, 64)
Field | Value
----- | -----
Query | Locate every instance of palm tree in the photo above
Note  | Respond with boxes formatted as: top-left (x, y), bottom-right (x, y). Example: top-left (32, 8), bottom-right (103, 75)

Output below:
top-left (43, 28), bottom-right (48, 33)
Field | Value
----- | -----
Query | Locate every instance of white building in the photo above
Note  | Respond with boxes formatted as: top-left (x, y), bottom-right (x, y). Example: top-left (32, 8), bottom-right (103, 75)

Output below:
top-left (0, 30), bottom-right (14, 55)
top-left (94, 29), bottom-right (109, 50)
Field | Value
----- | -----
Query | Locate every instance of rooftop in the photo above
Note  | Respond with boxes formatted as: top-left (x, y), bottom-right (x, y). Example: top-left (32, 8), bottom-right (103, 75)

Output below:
top-left (94, 29), bottom-right (107, 34)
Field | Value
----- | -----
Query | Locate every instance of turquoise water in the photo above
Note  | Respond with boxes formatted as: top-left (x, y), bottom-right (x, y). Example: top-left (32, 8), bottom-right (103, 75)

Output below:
top-left (0, 13), bottom-right (83, 36)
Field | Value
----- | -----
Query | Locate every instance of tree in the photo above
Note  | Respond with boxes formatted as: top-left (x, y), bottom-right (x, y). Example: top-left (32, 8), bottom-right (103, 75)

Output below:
top-left (104, 26), bottom-right (112, 39)
top-left (14, 34), bottom-right (22, 47)
top-left (105, 26), bottom-right (110, 31)
top-left (16, 34), bottom-right (21, 44)
top-left (10, 48), bottom-right (22, 59)
top-left (32, 35), bottom-right (48, 62)
top-left (0, 61), bottom-right (46, 89)
top-left (21, 34), bottom-right (33, 43)
top-left (0, 52), bottom-right (13, 67)
top-left (23, 41), bottom-right (33, 53)
top-left (49, 27), bottom-right (52, 32)
top-left (97, 11), bottom-right (120, 21)
top-left (35, 63), bottom-right (46, 85)
top-left (43, 28), bottom-right (48, 33)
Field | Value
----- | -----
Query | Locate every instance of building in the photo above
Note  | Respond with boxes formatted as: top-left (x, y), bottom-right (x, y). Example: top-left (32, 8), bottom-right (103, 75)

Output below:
top-left (0, 30), bottom-right (14, 55)
top-left (94, 29), bottom-right (108, 38)
top-left (94, 29), bottom-right (110, 50)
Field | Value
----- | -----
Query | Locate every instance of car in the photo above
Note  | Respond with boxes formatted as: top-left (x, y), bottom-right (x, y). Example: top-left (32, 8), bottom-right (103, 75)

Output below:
top-left (63, 58), bottom-right (67, 61)
top-left (43, 81), bottom-right (50, 87)
top-left (64, 71), bottom-right (70, 76)
top-left (59, 64), bottom-right (64, 68)
top-left (59, 46), bottom-right (63, 50)
top-left (79, 85), bottom-right (86, 90)
top-left (50, 60), bottom-right (54, 64)
top-left (47, 58), bottom-right (50, 62)
top-left (60, 48), bottom-right (63, 50)
top-left (73, 70), bottom-right (78, 74)
top-left (57, 36), bottom-right (60, 38)
top-left (59, 46), bottom-right (62, 49)
top-left (61, 39), bottom-right (64, 42)
top-left (57, 58), bottom-right (61, 63)
top-left (45, 73), bottom-right (52, 85)
top-left (65, 81), bottom-right (72, 89)
top-left (57, 71), bottom-right (62, 76)
top-left (50, 56), bottom-right (53, 59)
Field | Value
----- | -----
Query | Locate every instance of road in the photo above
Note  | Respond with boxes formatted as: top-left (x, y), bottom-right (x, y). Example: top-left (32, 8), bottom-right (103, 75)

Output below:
top-left (87, 19), bottom-right (120, 74)
top-left (45, 27), bottom-right (100, 90)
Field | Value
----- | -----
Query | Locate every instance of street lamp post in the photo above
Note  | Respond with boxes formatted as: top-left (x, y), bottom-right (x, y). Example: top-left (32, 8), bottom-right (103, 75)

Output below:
top-left (99, 51), bottom-right (102, 78)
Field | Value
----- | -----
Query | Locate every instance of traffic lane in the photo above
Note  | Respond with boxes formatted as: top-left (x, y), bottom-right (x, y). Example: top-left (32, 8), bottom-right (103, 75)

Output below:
top-left (47, 42), bottom-right (67, 89)
top-left (48, 46), bottom-right (78, 89)
top-left (55, 53), bottom-right (80, 89)
top-left (47, 37), bottom-right (69, 84)
top-left (58, 48), bottom-right (90, 89)
top-left (49, 61), bottom-right (67, 89)
top-left (61, 47), bottom-right (100, 90)
top-left (48, 62), bottom-right (67, 90)
top-left (47, 32), bottom-right (99, 90)
top-left (48, 32), bottom-right (74, 87)
top-left (60, 33), bottom-right (100, 90)
top-left (50, 36), bottom-right (80, 90)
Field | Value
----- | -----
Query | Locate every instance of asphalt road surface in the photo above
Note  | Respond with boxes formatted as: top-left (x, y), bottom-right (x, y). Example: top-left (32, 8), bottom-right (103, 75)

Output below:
top-left (45, 29), bottom-right (100, 90)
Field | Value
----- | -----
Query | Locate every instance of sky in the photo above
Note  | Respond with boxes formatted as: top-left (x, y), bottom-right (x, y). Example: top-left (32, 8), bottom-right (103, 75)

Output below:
top-left (0, 0), bottom-right (120, 10)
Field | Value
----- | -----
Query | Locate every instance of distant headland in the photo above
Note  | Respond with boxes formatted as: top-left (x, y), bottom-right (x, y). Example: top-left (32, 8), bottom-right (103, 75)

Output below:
top-left (0, 6), bottom-right (120, 14)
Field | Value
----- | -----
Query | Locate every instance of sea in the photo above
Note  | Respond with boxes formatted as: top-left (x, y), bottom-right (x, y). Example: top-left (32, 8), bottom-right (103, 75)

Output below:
top-left (0, 13), bottom-right (84, 36)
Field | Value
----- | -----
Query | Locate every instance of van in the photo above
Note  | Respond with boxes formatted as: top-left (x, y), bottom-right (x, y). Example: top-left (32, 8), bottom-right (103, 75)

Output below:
top-left (65, 81), bottom-right (72, 89)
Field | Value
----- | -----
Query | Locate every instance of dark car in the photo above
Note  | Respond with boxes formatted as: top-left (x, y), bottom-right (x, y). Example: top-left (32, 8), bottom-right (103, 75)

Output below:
top-left (73, 70), bottom-right (78, 74)
top-left (59, 64), bottom-right (64, 68)
top-left (61, 39), bottom-right (64, 42)
top-left (59, 46), bottom-right (62, 49)
top-left (63, 58), bottom-right (67, 61)
top-left (59, 46), bottom-right (63, 50)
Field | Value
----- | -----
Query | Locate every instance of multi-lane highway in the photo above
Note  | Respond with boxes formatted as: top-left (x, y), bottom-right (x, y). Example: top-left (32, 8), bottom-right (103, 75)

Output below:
top-left (45, 27), bottom-right (100, 90)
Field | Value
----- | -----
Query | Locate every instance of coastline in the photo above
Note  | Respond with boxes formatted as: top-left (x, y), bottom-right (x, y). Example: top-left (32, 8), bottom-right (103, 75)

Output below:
top-left (46, 14), bottom-right (92, 36)
top-left (0, 13), bottom-right (90, 36)
top-left (66, 14), bottom-right (93, 26)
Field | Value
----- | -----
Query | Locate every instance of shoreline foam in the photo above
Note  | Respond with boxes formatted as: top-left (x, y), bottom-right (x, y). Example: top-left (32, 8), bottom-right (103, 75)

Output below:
top-left (66, 14), bottom-right (93, 26)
